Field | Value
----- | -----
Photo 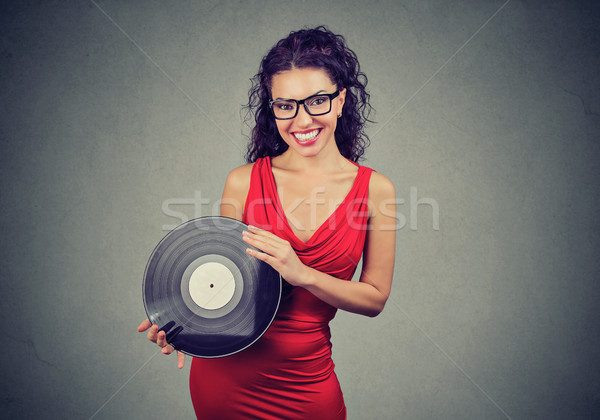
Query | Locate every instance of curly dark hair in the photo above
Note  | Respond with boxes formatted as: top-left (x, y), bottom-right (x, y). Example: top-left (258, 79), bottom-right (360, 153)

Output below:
top-left (244, 26), bottom-right (373, 163)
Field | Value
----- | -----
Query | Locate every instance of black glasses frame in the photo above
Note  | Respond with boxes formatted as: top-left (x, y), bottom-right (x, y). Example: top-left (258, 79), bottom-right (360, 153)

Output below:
top-left (269, 90), bottom-right (340, 120)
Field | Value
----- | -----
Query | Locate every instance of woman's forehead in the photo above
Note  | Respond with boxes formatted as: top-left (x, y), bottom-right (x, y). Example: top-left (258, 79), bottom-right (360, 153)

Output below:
top-left (270, 67), bottom-right (335, 98)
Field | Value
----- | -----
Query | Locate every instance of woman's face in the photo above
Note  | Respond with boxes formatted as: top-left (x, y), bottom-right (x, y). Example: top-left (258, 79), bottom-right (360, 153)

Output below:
top-left (270, 67), bottom-right (346, 159)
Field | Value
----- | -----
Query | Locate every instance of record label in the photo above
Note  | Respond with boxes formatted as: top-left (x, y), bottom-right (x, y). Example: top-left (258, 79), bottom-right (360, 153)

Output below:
top-left (188, 261), bottom-right (235, 310)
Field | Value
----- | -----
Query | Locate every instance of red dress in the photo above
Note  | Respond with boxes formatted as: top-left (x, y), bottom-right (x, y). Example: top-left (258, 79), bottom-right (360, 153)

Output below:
top-left (189, 157), bottom-right (373, 419)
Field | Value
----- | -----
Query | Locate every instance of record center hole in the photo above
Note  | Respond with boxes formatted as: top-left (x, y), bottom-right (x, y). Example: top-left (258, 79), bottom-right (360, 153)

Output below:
top-left (210, 284), bottom-right (214, 288)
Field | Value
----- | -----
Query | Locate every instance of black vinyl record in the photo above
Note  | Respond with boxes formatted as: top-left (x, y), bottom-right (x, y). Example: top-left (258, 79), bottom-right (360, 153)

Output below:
top-left (143, 216), bottom-right (282, 358)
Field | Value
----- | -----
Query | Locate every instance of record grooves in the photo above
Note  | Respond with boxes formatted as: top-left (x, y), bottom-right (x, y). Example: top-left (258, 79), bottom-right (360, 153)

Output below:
top-left (143, 216), bottom-right (282, 358)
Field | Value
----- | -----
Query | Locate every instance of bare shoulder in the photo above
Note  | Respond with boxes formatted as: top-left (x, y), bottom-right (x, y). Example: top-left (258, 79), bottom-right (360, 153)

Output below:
top-left (221, 163), bottom-right (254, 219)
top-left (369, 171), bottom-right (396, 200)
top-left (225, 163), bottom-right (254, 191)
top-left (367, 171), bottom-right (396, 218)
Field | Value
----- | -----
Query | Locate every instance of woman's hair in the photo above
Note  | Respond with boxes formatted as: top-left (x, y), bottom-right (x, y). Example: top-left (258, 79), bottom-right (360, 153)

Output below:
top-left (244, 26), bottom-right (373, 163)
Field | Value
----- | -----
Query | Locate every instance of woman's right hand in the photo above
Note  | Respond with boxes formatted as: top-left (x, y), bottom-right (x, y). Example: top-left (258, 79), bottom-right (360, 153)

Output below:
top-left (138, 319), bottom-right (186, 369)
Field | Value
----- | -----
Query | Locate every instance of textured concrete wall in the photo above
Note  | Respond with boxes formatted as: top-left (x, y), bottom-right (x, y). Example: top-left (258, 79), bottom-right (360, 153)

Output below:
top-left (1, 1), bottom-right (599, 419)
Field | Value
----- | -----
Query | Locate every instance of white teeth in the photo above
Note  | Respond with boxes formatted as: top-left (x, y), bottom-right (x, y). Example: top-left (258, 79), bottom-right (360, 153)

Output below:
top-left (294, 129), bottom-right (320, 142)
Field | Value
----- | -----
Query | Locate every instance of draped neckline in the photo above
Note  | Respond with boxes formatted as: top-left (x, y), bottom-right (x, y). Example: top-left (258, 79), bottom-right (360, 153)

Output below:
top-left (266, 156), bottom-right (364, 246)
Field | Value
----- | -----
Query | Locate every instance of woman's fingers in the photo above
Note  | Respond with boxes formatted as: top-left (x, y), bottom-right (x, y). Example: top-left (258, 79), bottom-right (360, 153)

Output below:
top-left (159, 341), bottom-right (186, 369)
top-left (161, 343), bottom-right (175, 354)
top-left (144, 324), bottom-right (170, 349)
top-left (137, 319), bottom-right (152, 332)
top-left (243, 229), bottom-right (295, 263)
top-left (147, 324), bottom-right (159, 342)
top-left (243, 229), bottom-right (282, 257)
top-left (139, 319), bottom-right (185, 368)
top-left (243, 226), bottom-right (308, 286)
top-left (159, 342), bottom-right (186, 369)
top-left (156, 329), bottom-right (168, 347)
top-left (246, 225), bottom-right (286, 245)
top-left (245, 247), bottom-right (271, 263)
top-left (177, 351), bottom-right (186, 369)
top-left (244, 237), bottom-right (279, 265)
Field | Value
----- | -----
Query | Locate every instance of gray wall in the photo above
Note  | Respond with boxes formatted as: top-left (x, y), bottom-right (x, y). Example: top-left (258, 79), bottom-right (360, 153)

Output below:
top-left (1, 1), bottom-right (599, 419)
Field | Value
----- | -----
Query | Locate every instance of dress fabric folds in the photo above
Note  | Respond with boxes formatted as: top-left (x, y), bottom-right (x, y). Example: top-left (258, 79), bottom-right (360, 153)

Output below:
top-left (189, 157), bottom-right (373, 419)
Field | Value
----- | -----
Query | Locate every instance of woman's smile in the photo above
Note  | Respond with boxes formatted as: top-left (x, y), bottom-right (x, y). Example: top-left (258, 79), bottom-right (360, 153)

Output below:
top-left (292, 128), bottom-right (322, 145)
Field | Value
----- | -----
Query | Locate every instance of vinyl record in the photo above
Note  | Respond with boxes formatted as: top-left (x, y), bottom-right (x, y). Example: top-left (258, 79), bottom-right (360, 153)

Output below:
top-left (143, 216), bottom-right (282, 358)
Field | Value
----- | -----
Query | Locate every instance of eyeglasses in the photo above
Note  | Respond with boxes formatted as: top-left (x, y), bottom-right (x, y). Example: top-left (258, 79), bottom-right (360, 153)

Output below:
top-left (269, 91), bottom-right (340, 120)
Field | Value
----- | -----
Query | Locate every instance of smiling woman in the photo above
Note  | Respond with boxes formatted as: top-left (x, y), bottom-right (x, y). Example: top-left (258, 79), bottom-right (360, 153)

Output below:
top-left (139, 26), bottom-right (396, 420)
top-left (270, 68), bottom-right (346, 158)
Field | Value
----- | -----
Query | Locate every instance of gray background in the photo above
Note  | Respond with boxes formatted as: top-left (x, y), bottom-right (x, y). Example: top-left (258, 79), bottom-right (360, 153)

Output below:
top-left (1, 0), bottom-right (599, 419)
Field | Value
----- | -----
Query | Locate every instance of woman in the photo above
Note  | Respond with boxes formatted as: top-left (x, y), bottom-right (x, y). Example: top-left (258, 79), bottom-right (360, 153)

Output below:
top-left (139, 26), bottom-right (396, 419)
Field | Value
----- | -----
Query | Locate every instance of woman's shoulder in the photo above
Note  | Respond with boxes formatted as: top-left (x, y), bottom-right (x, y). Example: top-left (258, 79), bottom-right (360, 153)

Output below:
top-left (225, 162), bottom-right (255, 191)
top-left (363, 168), bottom-right (395, 219)
top-left (221, 162), bottom-right (256, 219)
top-left (367, 169), bottom-right (396, 202)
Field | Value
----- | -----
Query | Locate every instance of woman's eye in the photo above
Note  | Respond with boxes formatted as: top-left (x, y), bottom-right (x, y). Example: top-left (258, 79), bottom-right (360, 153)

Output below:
top-left (276, 102), bottom-right (294, 111)
top-left (309, 97), bottom-right (327, 106)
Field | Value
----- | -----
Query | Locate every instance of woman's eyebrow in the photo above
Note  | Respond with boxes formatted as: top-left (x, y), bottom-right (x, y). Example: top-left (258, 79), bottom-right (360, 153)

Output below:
top-left (274, 90), bottom-right (328, 101)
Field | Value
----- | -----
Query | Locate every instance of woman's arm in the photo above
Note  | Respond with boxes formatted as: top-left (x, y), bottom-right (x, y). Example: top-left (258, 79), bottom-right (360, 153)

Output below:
top-left (243, 172), bottom-right (397, 317)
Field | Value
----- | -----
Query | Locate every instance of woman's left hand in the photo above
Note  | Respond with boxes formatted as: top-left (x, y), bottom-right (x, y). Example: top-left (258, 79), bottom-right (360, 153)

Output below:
top-left (242, 225), bottom-right (310, 287)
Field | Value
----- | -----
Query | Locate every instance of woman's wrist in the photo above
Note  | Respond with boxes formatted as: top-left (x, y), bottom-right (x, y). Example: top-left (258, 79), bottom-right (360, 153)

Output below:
top-left (298, 265), bottom-right (317, 289)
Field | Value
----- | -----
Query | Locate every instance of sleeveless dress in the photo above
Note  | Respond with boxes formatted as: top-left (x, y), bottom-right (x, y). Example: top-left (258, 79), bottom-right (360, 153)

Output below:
top-left (189, 157), bottom-right (373, 419)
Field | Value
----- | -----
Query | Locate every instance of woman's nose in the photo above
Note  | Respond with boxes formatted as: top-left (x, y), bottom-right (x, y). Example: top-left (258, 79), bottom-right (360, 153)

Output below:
top-left (294, 105), bottom-right (313, 126)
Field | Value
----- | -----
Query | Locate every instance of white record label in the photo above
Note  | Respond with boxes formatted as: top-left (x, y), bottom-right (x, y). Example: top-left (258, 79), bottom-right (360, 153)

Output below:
top-left (188, 262), bottom-right (235, 310)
